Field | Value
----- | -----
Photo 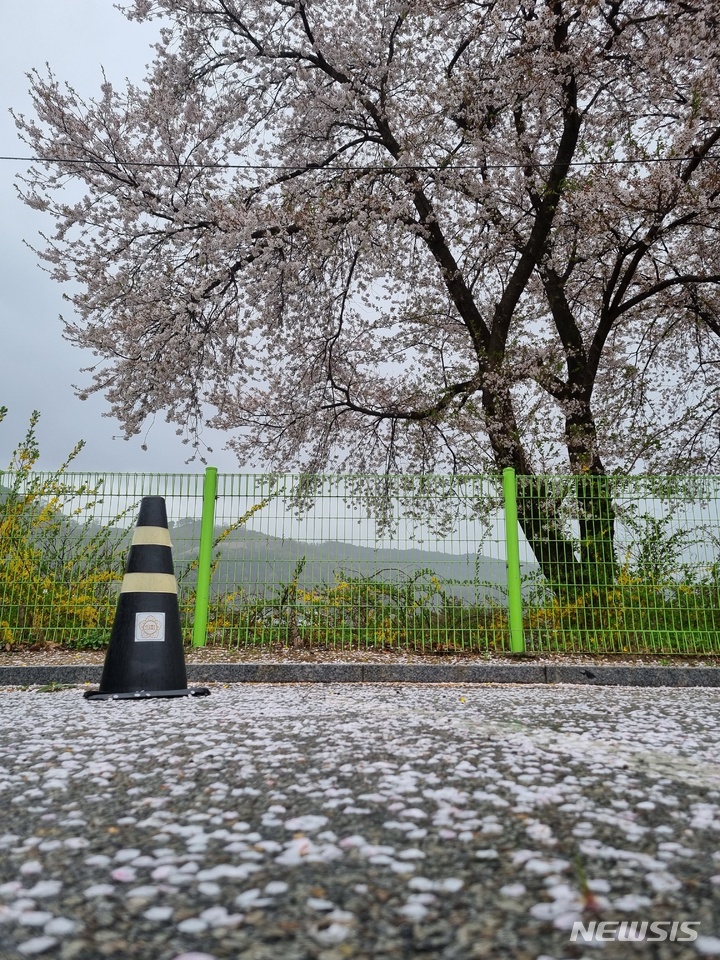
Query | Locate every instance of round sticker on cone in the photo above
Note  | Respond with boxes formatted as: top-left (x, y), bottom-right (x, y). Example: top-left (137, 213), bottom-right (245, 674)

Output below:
top-left (135, 612), bottom-right (165, 641)
top-left (84, 496), bottom-right (209, 701)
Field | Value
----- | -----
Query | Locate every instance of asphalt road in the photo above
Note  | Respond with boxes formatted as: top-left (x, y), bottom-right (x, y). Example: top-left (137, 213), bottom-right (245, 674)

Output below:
top-left (0, 683), bottom-right (719, 960)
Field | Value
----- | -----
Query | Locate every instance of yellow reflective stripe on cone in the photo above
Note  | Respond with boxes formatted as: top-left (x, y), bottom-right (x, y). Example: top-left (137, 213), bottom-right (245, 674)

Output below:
top-left (131, 526), bottom-right (173, 547)
top-left (120, 573), bottom-right (178, 594)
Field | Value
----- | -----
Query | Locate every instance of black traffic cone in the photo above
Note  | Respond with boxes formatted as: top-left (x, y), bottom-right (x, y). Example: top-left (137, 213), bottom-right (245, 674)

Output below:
top-left (84, 496), bottom-right (209, 700)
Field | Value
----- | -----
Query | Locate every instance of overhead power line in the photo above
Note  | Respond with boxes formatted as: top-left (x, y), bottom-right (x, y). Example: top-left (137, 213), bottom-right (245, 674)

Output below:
top-left (0, 154), bottom-right (716, 172)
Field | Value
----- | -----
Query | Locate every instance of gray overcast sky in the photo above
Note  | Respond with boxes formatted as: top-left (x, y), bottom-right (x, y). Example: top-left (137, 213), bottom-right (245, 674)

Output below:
top-left (0, 1), bottom-right (241, 473)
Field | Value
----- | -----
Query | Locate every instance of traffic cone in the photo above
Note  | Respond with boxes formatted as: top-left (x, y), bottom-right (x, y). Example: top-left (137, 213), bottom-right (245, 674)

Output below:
top-left (84, 496), bottom-right (210, 700)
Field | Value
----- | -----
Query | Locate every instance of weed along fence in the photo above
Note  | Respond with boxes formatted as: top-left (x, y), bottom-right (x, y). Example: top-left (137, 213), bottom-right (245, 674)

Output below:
top-left (1, 468), bottom-right (720, 656)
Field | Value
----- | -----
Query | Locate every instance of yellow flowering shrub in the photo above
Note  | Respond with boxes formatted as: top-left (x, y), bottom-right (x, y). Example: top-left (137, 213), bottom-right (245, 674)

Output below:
top-left (0, 408), bottom-right (124, 648)
top-left (523, 553), bottom-right (720, 655)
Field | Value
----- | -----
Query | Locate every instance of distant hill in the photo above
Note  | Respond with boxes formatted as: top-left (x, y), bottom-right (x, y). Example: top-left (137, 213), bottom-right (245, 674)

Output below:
top-left (0, 487), bottom-right (538, 604)
top-left (171, 524), bottom-right (538, 603)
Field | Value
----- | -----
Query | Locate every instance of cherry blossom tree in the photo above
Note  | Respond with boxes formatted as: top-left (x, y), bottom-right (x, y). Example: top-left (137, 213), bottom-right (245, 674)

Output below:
top-left (14, 0), bottom-right (720, 590)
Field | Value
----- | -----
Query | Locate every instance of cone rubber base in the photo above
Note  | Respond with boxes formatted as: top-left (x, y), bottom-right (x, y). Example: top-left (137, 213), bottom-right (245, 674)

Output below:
top-left (84, 687), bottom-right (210, 701)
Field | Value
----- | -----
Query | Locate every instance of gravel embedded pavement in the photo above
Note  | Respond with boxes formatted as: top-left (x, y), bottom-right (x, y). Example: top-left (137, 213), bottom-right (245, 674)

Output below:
top-left (1, 683), bottom-right (719, 960)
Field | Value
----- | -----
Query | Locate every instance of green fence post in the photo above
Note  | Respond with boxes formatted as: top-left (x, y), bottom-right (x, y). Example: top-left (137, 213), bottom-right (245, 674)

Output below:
top-left (192, 466), bottom-right (218, 648)
top-left (502, 467), bottom-right (526, 654)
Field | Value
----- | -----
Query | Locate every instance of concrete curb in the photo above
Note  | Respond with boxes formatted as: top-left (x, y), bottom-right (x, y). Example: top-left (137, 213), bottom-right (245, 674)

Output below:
top-left (2, 663), bottom-right (720, 687)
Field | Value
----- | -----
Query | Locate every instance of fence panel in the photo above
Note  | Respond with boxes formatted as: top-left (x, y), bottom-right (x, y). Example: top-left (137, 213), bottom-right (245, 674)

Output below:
top-left (518, 474), bottom-right (720, 655)
top-left (207, 473), bottom-right (510, 652)
top-left (0, 471), bottom-right (204, 649)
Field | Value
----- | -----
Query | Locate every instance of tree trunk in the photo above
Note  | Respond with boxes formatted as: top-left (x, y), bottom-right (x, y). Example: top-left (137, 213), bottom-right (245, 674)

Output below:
top-left (483, 385), bottom-right (616, 600)
top-left (515, 472), bottom-right (616, 602)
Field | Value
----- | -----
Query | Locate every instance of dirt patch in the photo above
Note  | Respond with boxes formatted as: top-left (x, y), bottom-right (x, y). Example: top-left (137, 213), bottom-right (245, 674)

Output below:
top-left (1, 645), bottom-right (719, 669)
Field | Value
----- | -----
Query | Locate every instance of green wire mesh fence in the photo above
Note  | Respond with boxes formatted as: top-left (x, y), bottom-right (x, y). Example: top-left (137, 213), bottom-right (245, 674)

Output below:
top-left (0, 471), bottom-right (204, 649)
top-left (206, 472), bottom-right (510, 652)
top-left (517, 474), bottom-right (720, 655)
top-left (1, 467), bottom-right (719, 655)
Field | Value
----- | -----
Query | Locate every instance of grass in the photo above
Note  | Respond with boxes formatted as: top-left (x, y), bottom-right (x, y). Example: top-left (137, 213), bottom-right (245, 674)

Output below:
top-left (191, 564), bottom-right (720, 657)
